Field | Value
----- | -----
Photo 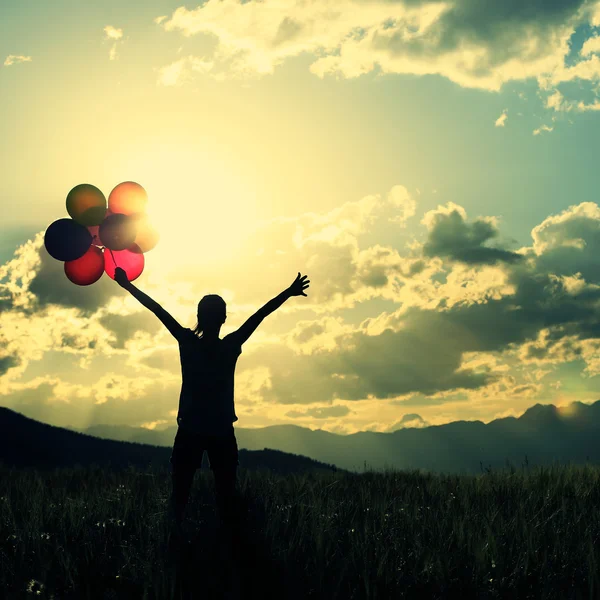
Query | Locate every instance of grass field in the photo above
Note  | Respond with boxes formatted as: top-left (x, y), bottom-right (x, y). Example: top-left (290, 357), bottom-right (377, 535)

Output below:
top-left (2, 462), bottom-right (600, 599)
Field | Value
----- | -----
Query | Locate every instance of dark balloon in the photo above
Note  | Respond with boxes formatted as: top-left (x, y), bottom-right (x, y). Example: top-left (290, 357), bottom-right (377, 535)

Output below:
top-left (64, 246), bottom-right (105, 286)
top-left (130, 213), bottom-right (160, 253)
top-left (99, 213), bottom-right (137, 251)
top-left (66, 184), bottom-right (107, 226)
top-left (108, 181), bottom-right (148, 215)
top-left (44, 218), bottom-right (92, 261)
top-left (104, 244), bottom-right (145, 282)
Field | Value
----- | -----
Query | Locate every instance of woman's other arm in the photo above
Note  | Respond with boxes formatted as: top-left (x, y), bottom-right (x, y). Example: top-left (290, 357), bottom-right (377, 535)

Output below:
top-left (231, 273), bottom-right (310, 346)
top-left (114, 267), bottom-right (186, 341)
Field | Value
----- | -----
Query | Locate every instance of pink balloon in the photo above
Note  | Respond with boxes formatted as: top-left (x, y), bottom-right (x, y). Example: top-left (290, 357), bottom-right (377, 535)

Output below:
top-left (65, 246), bottom-right (105, 286)
top-left (104, 244), bottom-right (145, 282)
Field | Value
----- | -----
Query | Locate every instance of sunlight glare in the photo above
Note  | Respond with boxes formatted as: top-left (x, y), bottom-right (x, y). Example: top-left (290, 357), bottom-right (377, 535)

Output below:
top-left (115, 144), bottom-right (258, 272)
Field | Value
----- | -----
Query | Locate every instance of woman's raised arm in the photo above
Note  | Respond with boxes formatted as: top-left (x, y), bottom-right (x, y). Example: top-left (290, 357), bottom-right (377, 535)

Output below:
top-left (114, 267), bottom-right (186, 341)
top-left (231, 273), bottom-right (310, 346)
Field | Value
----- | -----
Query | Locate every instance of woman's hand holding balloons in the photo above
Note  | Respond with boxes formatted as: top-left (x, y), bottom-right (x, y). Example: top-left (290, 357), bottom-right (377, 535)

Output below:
top-left (288, 273), bottom-right (310, 297)
top-left (114, 267), bottom-right (130, 288)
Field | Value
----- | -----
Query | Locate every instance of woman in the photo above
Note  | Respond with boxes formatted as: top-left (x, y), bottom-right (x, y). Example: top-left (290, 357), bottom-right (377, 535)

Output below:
top-left (113, 267), bottom-right (310, 543)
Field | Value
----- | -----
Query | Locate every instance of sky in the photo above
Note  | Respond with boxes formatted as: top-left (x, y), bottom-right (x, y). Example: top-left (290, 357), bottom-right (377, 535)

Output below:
top-left (2, 0), bottom-right (600, 435)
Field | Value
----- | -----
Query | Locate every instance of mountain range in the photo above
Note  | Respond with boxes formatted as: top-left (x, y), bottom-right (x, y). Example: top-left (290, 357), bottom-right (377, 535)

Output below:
top-left (0, 407), bottom-right (339, 474)
top-left (3, 400), bottom-right (600, 474)
top-left (58, 400), bottom-right (600, 474)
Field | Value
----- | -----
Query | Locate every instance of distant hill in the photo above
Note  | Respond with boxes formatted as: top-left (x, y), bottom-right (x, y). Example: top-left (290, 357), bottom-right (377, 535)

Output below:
top-left (0, 408), bottom-right (339, 474)
top-left (72, 400), bottom-right (600, 474)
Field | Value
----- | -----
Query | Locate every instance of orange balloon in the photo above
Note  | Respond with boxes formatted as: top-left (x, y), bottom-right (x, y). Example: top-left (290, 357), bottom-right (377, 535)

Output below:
top-left (108, 182), bottom-right (148, 215)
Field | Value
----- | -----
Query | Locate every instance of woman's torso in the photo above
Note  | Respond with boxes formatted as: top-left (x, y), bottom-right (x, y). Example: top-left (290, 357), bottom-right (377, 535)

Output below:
top-left (176, 329), bottom-right (242, 434)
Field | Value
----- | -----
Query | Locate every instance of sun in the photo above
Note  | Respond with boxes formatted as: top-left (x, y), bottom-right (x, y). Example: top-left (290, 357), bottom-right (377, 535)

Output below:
top-left (113, 143), bottom-right (259, 271)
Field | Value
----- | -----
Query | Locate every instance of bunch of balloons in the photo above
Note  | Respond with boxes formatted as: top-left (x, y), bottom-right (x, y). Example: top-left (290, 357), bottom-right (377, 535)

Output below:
top-left (44, 182), bottom-right (159, 285)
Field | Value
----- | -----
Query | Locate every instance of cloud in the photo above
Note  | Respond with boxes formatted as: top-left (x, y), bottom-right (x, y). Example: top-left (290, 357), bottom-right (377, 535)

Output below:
top-left (156, 56), bottom-right (214, 85)
top-left (495, 110), bottom-right (508, 127)
top-left (577, 99), bottom-right (600, 111)
top-left (0, 376), bottom-right (180, 430)
top-left (28, 239), bottom-right (121, 313)
top-left (99, 312), bottom-right (162, 349)
top-left (230, 197), bottom-right (600, 408)
top-left (0, 355), bottom-right (20, 376)
top-left (156, 0), bottom-right (595, 92)
top-left (104, 26), bottom-right (124, 61)
top-left (533, 124), bottom-right (554, 135)
top-left (388, 413), bottom-right (429, 431)
top-left (581, 34), bottom-right (600, 57)
top-left (140, 418), bottom-right (169, 430)
top-left (2, 184), bottom-right (600, 432)
top-left (421, 202), bottom-right (523, 264)
top-left (167, 184), bottom-right (418, 310)
top-left (285, 405), bottom-right (351, 419)
top-left (240, 312), bottom-right (497, 405)
top-left (4, 55), bottom-right (32, 67)
top-left (546, 89), bottom-right (569, 112)
top-left (104, 26), bottom-right (123, 41)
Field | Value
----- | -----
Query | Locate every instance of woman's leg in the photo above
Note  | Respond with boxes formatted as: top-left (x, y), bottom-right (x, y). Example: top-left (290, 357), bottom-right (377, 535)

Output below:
top-left (169, 428), bottom-right (201, 536)
top-left (208, 428), bottom-right (241, 530)
top-left (170, 462), bottom-right (196, 534)
top-left (213, 466), bottom-right (238, 528)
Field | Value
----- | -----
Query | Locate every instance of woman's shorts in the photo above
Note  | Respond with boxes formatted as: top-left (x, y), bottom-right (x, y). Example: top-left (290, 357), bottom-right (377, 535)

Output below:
top-left (170, 425), bottom-right (239, 472)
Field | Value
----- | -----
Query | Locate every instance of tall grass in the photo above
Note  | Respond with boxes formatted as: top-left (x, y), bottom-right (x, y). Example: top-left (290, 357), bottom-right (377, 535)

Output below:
top-left (2, 462), bottom-right (600, 599)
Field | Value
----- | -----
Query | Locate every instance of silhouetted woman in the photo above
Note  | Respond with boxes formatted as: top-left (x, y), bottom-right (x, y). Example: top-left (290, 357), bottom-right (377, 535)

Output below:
top-left (114, 267), bottom-right (310, 543)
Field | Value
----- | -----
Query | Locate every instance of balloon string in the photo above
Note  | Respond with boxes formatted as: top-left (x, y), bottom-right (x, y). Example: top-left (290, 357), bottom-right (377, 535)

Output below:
top-left (109, 248), bottom-right (117, 267)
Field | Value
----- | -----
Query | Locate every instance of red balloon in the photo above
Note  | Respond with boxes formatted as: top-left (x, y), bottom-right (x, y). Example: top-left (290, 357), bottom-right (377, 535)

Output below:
top-left (64, 246), bottom-right (105, 286)
top-left (104, 244), bottom-right (145, 282)
top-left (108, 182), bottom-right (148, 215)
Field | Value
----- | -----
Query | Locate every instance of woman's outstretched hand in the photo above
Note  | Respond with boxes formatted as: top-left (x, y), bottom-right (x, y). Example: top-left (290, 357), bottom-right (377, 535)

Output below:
top-left (288, 273), bottom-right (310, 297)
top-left (114, 267), bottom-right (130, 288)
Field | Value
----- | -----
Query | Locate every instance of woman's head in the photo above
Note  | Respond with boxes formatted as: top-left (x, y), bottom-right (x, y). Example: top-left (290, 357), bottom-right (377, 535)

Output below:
top-left (193, 294), bottom-right (226, 337)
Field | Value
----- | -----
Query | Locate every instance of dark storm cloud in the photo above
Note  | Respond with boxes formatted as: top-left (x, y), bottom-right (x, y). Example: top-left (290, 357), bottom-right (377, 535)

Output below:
top-left (240, 315), bottom-right (494, 405)
top-left (29, 246), bottom-right (121, 314)
top-left (0, 354), bottom-right (19, 376)
top-left (373, 0), bottom-right (588, 76)
top-left (99, 312), bottom-right (162, 349)
top-left (435, 0), bottom-right (585, 51)
top-left (423, 208), bottom-right (523, 265)
top-left (237, 201), bottom-right (600, 405)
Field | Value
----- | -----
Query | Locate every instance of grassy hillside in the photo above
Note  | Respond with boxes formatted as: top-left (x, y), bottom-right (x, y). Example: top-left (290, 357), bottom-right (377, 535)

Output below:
top-left (2, 462), bottom-right (600, 599)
